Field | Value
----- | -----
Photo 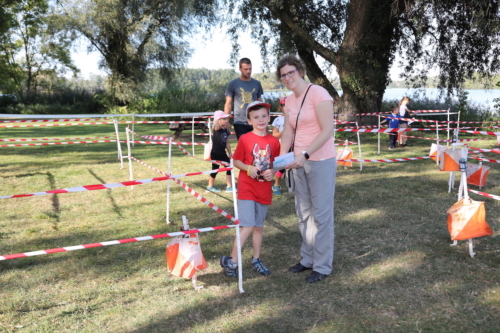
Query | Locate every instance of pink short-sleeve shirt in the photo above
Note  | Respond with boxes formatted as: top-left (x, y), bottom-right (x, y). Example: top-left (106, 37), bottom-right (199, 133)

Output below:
top-left (284, 84), bottom-right (336, 161)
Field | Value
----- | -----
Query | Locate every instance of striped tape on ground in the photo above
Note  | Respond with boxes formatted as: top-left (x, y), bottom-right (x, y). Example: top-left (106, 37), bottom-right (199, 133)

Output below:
top-left (0, 122), bottom-right (113, 128)
top-left (0, 167), bottom-right (232, 199)
top-left (0, 137), bottom-right (113, 142)
top-left (469, 156), bottom-right (500, 164)
top-left (0, 226), bottom-right (236, 261)
top-left (0, 140), bottom-right (117, 147)
top-left (468, 189), bottom-right (500, 201)
top-left (469, 147), bottom-right (500, 154)
top-left (129, 156), bottom-right (236, 222)
top-left (0, 118), bottom-right (113, 123)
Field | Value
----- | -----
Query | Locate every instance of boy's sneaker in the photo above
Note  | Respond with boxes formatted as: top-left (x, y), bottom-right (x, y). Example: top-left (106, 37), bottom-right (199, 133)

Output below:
top-left (206, 186), bottom-right (221, 193)
top-left (225, 186), bottom-right (237, 192)
top-left (272, 186), bottom-right (282, 195)
top-left (220, 256), bottom-right (238, 277)
top-left (252, 258), bottom-right (271, 276)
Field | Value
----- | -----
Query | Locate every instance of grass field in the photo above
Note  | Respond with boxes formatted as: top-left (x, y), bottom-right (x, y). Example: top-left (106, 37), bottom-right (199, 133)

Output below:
top-left (0, 122), bottom-right (499, 332)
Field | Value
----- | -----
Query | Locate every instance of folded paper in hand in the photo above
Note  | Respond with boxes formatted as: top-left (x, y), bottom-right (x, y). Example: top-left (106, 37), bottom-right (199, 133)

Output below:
top-left (273, 152), bottom-right (295, 171)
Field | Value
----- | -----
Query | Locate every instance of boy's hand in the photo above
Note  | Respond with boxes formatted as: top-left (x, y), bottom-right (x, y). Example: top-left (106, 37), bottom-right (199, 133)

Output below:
top-left (248, 165), bottom-right (260, 179)
top-left (261, 169), bottom-right (274, 182)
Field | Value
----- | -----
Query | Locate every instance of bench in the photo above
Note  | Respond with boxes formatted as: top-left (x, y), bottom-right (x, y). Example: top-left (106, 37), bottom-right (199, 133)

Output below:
top-left (169, 115), bottom-right (209, 140)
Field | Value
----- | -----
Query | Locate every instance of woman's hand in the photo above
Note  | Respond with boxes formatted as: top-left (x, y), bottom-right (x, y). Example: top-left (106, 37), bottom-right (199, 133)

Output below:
top-left (285, 153), bottom-right (306, 169)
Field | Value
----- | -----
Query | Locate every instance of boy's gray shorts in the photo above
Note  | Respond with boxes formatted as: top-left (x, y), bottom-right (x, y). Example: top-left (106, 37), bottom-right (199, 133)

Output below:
top-left (237, 200), bottom-right (269, 227)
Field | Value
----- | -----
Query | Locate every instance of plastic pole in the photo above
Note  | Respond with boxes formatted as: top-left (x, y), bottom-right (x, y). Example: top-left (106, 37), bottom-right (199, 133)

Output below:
top-left (113, 119), bottom-right (124, 169)
top-left (377, 116), bottom-right (381, 154)
top-left (192, 116), bottom-right (196, 156)
top-left (356, 121), bottom-right (363, 171)
top-left (125, 127), bottom-right (134, 190)
top-left (166, 138), bottom-right (172, 225)
top-left (230, 159), bottom-right (244, 293)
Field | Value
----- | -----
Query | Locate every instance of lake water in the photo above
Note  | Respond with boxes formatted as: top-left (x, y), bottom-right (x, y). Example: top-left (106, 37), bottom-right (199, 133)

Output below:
top-left (264, 88), bottom-right (500, 110)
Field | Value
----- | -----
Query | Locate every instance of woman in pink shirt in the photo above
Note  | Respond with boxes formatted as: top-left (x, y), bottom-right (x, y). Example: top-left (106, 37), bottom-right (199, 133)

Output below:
top-left (277, 55), bottom-right (336, 283)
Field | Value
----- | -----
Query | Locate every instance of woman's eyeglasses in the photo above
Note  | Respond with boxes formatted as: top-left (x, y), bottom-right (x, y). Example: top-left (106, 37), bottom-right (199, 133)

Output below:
top-left (279, 69), bottom-right (298, 81)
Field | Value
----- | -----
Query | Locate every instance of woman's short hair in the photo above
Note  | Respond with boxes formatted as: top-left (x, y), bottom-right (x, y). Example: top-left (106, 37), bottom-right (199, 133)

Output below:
top-left (276, 55), bottom-right (306, 81)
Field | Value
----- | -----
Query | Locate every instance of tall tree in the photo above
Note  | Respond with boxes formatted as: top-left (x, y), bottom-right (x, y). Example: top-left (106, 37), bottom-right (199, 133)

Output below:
top-left (58, 0), bottom-right (218, 106)
top-left (227, 0), bottom-right (500, 116)
top-left (0, 0), bottom-right (78, 101)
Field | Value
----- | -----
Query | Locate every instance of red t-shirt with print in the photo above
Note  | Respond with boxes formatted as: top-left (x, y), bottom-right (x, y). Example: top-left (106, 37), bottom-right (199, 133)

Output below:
top-left (233, 132), bottom-right (280, 205)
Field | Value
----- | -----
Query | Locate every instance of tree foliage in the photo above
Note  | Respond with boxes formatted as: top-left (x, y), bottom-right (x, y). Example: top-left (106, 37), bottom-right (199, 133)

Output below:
top-left (58, 0), bottom-right (219, 106)
top-left (0, 0), bottom-right (78, 101)
top-left (226, 0), bottom-right (500, 116)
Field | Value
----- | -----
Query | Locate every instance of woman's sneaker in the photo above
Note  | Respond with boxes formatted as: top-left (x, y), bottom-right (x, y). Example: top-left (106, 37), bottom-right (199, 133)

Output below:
top-left (206, 186), bottom-right (221, 193)
top-left (220, 256), bottom-right (238, 277)
top-left (251, 258), bottom-right (271, 276)
top-left (225, 186), bottom-right (237, 192)
top-left (272, 186), bottom-right (282, 195)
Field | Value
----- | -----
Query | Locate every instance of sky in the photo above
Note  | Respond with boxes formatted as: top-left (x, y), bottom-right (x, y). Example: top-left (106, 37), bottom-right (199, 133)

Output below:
top-left (71, 28), bottom-right (403, 80)
top-left (72, 29), bottom-right (264, 79)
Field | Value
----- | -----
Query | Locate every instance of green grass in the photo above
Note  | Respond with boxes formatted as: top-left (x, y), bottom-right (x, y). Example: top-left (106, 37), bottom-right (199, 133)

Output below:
top-left (0, 124), bottom-right (499, 332)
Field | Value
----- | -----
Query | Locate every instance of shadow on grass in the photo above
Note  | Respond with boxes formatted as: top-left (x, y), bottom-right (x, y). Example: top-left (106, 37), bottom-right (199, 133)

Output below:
top-left (88, 168), bottom-right (124, 219)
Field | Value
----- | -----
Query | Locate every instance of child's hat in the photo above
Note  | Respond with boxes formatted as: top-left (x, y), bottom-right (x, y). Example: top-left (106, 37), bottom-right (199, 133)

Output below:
top-left (213, 110), bottom-right (230, 122)
top-left (279, 96), bottom-right (287, 105)
top-left (246, 101), bottom-right (271, 114)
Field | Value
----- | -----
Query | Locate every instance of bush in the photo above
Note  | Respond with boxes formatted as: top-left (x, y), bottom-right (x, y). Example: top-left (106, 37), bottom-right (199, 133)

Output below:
top-left (0, 87), bottom-right (106, 115)
top-left (0, 94), bottom-right (19, 108)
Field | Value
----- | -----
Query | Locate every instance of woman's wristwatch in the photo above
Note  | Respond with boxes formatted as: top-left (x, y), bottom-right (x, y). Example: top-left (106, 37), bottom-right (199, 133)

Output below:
top-left (301, 151), bottom-right (310, 160)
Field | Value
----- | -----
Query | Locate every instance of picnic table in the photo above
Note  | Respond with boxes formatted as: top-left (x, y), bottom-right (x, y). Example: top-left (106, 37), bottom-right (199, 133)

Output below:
top-left (169, 115), bottom-right (209, 140)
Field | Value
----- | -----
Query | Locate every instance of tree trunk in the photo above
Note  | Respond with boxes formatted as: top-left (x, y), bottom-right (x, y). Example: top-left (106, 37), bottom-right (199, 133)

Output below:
top-left (332, 0), bottom-right (400, 123)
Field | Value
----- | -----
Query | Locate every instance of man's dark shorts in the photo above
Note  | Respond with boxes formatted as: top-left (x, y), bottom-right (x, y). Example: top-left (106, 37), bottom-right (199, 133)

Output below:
top-left (234, 122), bottom-right (253, 139)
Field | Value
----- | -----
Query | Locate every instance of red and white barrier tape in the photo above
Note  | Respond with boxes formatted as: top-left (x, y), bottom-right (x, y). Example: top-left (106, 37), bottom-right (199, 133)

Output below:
top-left (468, 147), bottom-right (500, 154)
top-left (405, 135), bottom-right (448, 141)
top-left (336, 110), bottom-right (448, 117)
top-left (0, 167), bottom-right (232, 199)
top-left (0, 118), bottom-right (113, 123)
top-left (387, 117), bottom-right (499, 125)
top-left (119, 120), bottom-right (208, 124)
top-left (468, 189), bottom-right (500, 201)
top-left (126, 140), bottom-right (170, 145)
top-left (0, 140), bottom-right (117, 148)
top-left (129, 156), bottom-right (236, 222)
top-left (469, 156), bottom-right (500, 164)
top-left (133, 133), bottom-right (169, 141)
top-left (0, 226), bottom-right (236, 261)
top-left (412, 110), bottom-right (451, 113)
top-left (0, 122), bottom-right (114, 128)
top-left (335, 121), bottom-right (358, 124)
top-left (457, 137), bottom-right (493, 142)
top-left (195, 132), bottom-right (236, 136)
top-left (335, 128), bottom-right (434, 133)
top-left (126, 129), bottom-right (208, 146)
top-left (175, 143), bottom-right (230, 166)
top-left (338, 156), bottom-right (431, 163)
top-left (459, 130), bottom-right (500, 136)
top-left (0, 136), bottom-right (113, 142)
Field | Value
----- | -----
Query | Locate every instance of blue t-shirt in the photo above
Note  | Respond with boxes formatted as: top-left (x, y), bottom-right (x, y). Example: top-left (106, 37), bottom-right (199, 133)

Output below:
top-left (385, 114), bottom-right (401, 128)
top-left (225, 78), bottom-right (264, 123)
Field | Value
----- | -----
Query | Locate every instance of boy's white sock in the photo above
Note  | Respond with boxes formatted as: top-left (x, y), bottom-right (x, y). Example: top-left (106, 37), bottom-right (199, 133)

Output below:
top-left (228, 258), bottom-right (237, 269)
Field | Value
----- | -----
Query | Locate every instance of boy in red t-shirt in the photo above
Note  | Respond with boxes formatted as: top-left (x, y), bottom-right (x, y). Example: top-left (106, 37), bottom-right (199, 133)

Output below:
top-left (220, 101), bottom-right (280, 277)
